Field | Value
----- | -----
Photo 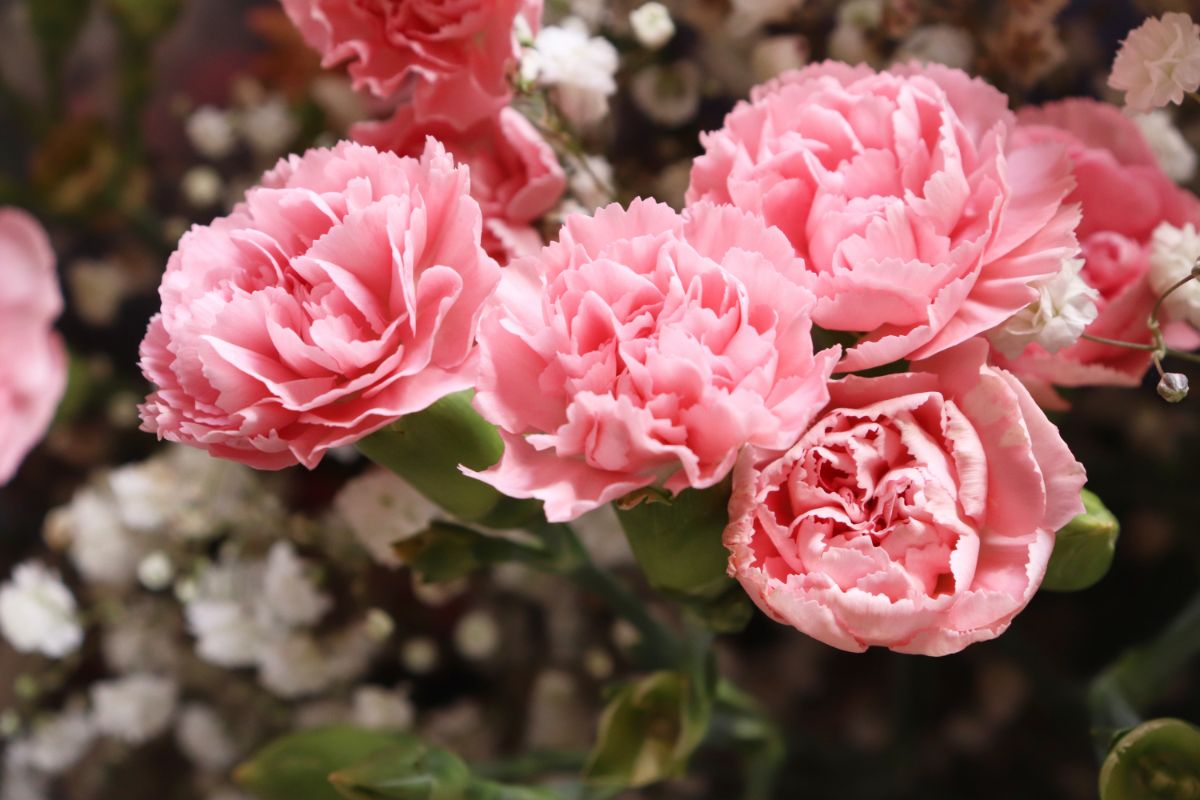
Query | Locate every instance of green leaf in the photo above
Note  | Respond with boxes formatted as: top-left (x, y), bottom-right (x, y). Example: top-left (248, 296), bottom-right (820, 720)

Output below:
top-left (236, 727), bottom-right (419, 800)
top-left (1099, 718), bottom-right (1200, 800)
top-left (1044, 489), bottom-right (1120, 592)
top-left (329, 742), bottom-right (472, 800)
top-left (357, 391), bottom-right (540, 527)
top-left (584, 670), bottom-right (713, 788)
top-left (395, 523), bottom-right (548, 584)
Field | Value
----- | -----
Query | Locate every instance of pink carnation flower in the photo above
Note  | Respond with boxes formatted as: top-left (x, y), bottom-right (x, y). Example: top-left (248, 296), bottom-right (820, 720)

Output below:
top-left (281, 0), bottom-right (541, 126)
top-left (139, 140), bottom-right (499, 469)
top-left (468, 200), bottom-right (840, 522)
top-left (352, 106), bottom-right (565, 264)
top-left (725, 340), bottom-right (1086, 656)
top-left (997, 99), bottom-right (1200, 401)
top-left (687, 61), bottom-right (1081, 372)
top-left (1109, 12), bottom-right (1200, 112)
top-left (0, 209), bottom-right (66, 484)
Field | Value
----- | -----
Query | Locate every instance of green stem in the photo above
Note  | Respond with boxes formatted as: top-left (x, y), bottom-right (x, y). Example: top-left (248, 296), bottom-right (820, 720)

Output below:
top-left (712, 680), bottom-right (785, 800)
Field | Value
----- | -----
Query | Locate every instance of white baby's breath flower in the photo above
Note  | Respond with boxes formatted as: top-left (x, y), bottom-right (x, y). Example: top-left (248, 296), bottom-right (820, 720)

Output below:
top-left (185, 555), bottom-right (268, 667)
top-left (524, 19), bottom-right (619, 128)
top-left (988, 258), bottom-right (1099, 358)
top-left (1, 746), bottom-right (46, 800)
top-left (176, 704), bottom-right (238, 772)
top-left (453, 611), bottom-right (501, 662)
top-left (0, 562), bottom-right (82, 658)
top-left (185, 106), bottom-right (237, 160)
top-left (729, 0), bottom-right (804, 35)
top-left (236, 95), bottom-right (298, 158)
top-left (1149, 221), bottom-right (1200, 328)
top-left (67, 258), bottom-right (129, 327)
top-left (1134, 110), bottom-right (1198, 183)
top-left (257, 634), bottom-right (333, 699)
top-left (62, 486), bottom-right (141, 587)
top-left (137, 551), bottom-right (175, 591)
top-left (894, 24), bottom-right (974, 70)
top-left (182, 166), bottom-right (224, 209)
top-left (751, 35), bottom-right (808, 82)
top-left (351, 686), bottom-right (415, 731)
top-left (400, 637), bottom-right (439, 675)
top-left (262, 542), bottom-right (331, 628)
top-left (630, 61), bottom-right (702, 128)
top-left (1110, 13), bottom-right (1200, 112)
top-left (630, 3), bottom-right (675, 50)
top-left (334, 469), bottom-right (439, 568)
top-left (90, 674), bottom-right (178, 744)
top-left (20, 709), bottom-right (95, 774)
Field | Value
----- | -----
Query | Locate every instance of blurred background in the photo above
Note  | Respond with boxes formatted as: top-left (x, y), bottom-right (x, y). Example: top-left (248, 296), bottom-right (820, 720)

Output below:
top-left (1, 0), bottom-right (1198, 798)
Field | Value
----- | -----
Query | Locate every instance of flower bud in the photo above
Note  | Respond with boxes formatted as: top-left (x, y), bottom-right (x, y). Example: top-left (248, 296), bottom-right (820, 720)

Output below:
top-left (1157, 372), bottom-right (1189, 403)
top-left (1043, 489), bottom-right (1119, 592)
top-left (629, 2), bottom-right (675, 50)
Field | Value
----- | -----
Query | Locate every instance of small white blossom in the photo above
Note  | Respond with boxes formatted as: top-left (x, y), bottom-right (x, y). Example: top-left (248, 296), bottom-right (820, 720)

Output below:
top-left (1110, 12), bottom-right (1200, 112)
top-left (334, 469), bottom-right (439, 568)
top-left (63, 487), bottom-right (141, 587)
top-left (894, 24), bottom-right (974, 70)
top-left (237, 95), bottom-right (299, 158)
top-left (989, 258), bottom-right (1099, 358)
top-left (137, 551), bottom-right (175, 591)
top-left (751, 35), bottom-right (809, 82)
top-left (0, 562), bottom-right (82, 658)
top-left (257, 634), bottom-right (333, 699)
top-left (90, 674), bottom-right (178, 744)
top-left (262, 542), bottom-right (331, 628)
top-left (630, 3), bottom-right (675, 50)
top-left (185, 556), bottom-right (268, 667)
top-left (176, 704), bottom-right (238, 772)
top-left (400, 637), bottom-right (439, 675)
top-left (524, 19), bottom-right (619, 128)
top-left (1134, 110), bottom-right (1198, 183)
top-left (186, 106), bottom-right (237, 160)
top-left (729, 0), bottom-right (804, 35)
top-left (182, 166), bottom-right (224, 209)
top-left (67, 258), bottom-right (129, 327)
top-left (351, 686), bottom-right (415, 731)
top-left (1148, 221), bottom-right (1200, 328)
top-left (19, 709), bottom-right (94, 774)
top-left (453, 611), bottom-right (501, 662)
top-left (630, 61), bottom-right (702, 128)
top-left (1, 747), bottom-right (46, 800)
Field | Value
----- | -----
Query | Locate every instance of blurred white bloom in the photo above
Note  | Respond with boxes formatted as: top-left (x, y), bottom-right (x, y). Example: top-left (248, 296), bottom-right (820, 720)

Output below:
top-left (751, 35), bottom-right (808, 82)
top-left (322, 622), bottom-right (380, 684)
top-left (262, 542), bottom-right (331, 628)
top-left (257, 634), bottom-right (333, 698)
top-left (572, 504), bottom-right (633, 568)
top-left (182, 166), bottom-right (224, 209)
top-left (90, 674), bottom-right (178, 744)
top-left (989, 258), bottom-right (1099, 358)
top-left (838, 0), bottom-right (883, 28)
top-left (524, 19), bottom-right (618, 128)
top-left (895, 24), bottom-right (974, 70)
top-left (102, 603), bottom-right (182, 674)
top-left (453, 611), bottom-right (501, 662)
top-left (137, 551), bottom-right (175, 591)
top-left (400, 637), bottom-right (439, 675)
top-left (67, 258), bottom-right (129, 327)
top-left (829, 0), bottom-right (882, 66)
top-left (237, 96), bottom-right (299, 158)
top-left (310, 75), bottom-right (367, 130)
top-left (1134, 110), bottom-right (1198, 183)
top-left (176, 704), bottom-right (238, 772)
top-left (568, 0), bottom-right (607, 29)
top-left (186, 556), bottom-right (268, 667)
top-left (364, 608), bottom-right (395, 642)
top-left (729, 0), bottom-right (804, 35)
top-left (19, 709), bottom-right (94, 774)
top-left (524, 670), bottom-right (592, 751)
top-left (334, 469), bottom-right (439, 568)
top-left (186, 106), bottom-right (237, 160)
top-left (630, 61), bottom-right (702, 128)
top-left (352, 686), bottom-right (415, 731)
top-left (62, 487), bottom-right (141, 587)
top-left (1149, 221), bottom-right (1200, 327)
top-left (1109, 12), bottom-right (1200, 112)
top-left (569, 155), bottom-right (615, 210)
top-left (630, 3), bottom-right (675, 50)
top-left (0, 562), bottom-right (82, 658)
top-left (292, 700), bottom-right (351, 730)
top-left (1, 747), bottom-right (46, 800)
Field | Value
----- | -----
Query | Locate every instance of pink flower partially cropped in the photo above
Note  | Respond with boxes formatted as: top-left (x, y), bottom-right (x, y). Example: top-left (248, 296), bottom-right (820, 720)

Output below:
top-left (281, 0), bottom-right (541, 127)
top-left (687, 61), bottom-right (1081, 372)
top-left (997, 99), bottom-right (1200, 399)
top-left (0, 209), bottom-right (66, 484)
top-left (1109, 12), bottom-right (1200, 112)
top-left (468, 200), bottom-right (840, 522)
top-left (139, 140), bottom-right (499, 469)
top-left (352, 106), bottom-right (565, 263)
top-left (725, 340), bottom-right (1086, 656)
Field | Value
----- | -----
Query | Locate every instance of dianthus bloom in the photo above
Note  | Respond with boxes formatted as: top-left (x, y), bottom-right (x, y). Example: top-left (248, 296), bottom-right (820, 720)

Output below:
top-left (281, 0), bottom-right (541, 126)
top-left (997, 100), bottom-right (1200, 397)
top-left (1109, 12), bottom-right (1200, 112)
top-left (469, 200), bottom-right (840, 522)
top-left (0, 208), bottom-right (66, 484)
top-left (725, 340), bottom-right (1086, 656)
top-left (352, 106), bottom-right (565, 263)
top-left (139, 141), bottom-right (499, 469)
top-left (687, 61), bottom-right (1080, 372)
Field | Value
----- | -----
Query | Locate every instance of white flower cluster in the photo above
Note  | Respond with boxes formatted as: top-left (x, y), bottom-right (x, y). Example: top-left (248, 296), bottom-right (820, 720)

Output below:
top-left (989, 258), bottom-right (1100, 358)
top-left (1148, 221), bottom-right (1200, 329)
top-left (522, 18), bottom-right (619, 128)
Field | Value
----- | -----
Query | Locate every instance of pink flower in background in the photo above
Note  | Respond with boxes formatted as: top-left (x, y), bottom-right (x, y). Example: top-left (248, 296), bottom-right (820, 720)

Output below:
top-left (352, 106), bottom-right (565, 263)
top-left (725, 340), bottom-right (1086, 656)
top-left (997, 99), bottom-right (1200, 401)
top-left (139, 140), bottom-right (499, 470)
top-left (1109, 12), bottom-right (1200, 112)
top-left (687, 61), bottom-right (1081, 372)
top-left (468, 200), bottom-right (840, 522)
top-left (281, 0), bottom-right (541, 127)
top-left (0, 209), bottom-right (66, 484)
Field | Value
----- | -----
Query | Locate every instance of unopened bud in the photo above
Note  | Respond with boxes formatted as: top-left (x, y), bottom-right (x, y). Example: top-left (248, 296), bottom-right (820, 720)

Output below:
top-left (1157, 372), bottom-right (1189, 403)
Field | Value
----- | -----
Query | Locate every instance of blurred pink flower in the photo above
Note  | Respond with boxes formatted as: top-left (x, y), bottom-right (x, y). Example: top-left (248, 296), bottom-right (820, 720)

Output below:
top-left (725, 340), bottom-right (1086, 656)
top-left (0, 209), bottom-right (66, 484)
top-left (281, 0), bottom-right (541, 127)
top-left (687, 61), bottom-right (1081, 372)
top-left (468, 200), bottom-right (840, 522)
top-left (352, 106), bottom-right (565, 264)
top-left (998, 99), bottom-right (1200, 402)
top-left (1109, 12), bottom-right (1200, 112)
top-left (139, 141), bottom-right (499, 469)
